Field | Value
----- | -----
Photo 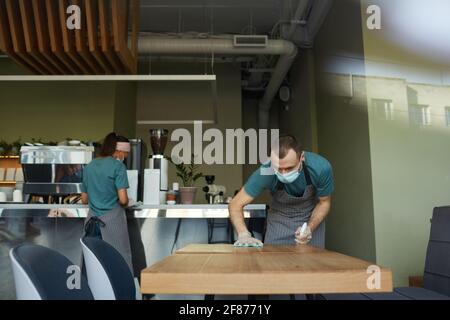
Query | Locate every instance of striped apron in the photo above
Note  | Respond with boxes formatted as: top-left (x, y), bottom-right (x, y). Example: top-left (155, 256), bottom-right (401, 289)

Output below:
top-left (84, 205), bottom-right (133, 272)
top-left (264, 163), bottom-right (326, 248)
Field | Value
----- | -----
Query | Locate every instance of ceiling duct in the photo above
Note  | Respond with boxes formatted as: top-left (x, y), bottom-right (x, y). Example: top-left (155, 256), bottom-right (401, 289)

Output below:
top-left (233, 35), bottom-right (268, 47)
top-left (138, 36), bottom-right (297, 129)
top-left (284, 0), bottom-right (333, 48)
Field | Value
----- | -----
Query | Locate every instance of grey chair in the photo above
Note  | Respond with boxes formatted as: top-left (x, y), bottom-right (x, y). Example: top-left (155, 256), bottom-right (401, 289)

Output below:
top-left (10, 244), bottom-right (93, 300)
top-left (80, 237), bottom-right (136, 300)
top-left (321, 206), bottom-right (450, 300)
top-left (421, 206), bottom-right (450, 296)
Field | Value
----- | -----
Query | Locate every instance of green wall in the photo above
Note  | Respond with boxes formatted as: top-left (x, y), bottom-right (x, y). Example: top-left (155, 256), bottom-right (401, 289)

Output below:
top-left (360, 0), bottom-right (450, 285)
top-left (0, 59), bottom-right (137, 143)
top-left (113, 82), bottom-right (137, 138)
top-left (315, 76), bottom-right (376, 262)
top-left (0, 58), bottom-right (27, 75)
top-left (136, 62), bottom-right (243, 203)
top-left (0, 81), bottom-right (115, 143)
top-left (307, 0), bottom-right (450, 286)
top-left (311, 0), bottom-right (377, 262)
top-left (280, 50), bottom-right (318, 152)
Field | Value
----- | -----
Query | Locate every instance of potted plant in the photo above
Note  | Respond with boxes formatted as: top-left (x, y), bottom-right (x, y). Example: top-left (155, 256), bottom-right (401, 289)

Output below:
top-left (171, 155), bottom-right (203, 204)
top-left (10, 138), bottom-right (22, 156)
top-left (0, 140), bottom-right (9, 156)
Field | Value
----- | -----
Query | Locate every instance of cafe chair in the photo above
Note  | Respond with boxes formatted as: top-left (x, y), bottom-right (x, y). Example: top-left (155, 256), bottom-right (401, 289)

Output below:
top-left (10, 244), bottom-right (94, 300)
top-left (320, 206), bottom-right (450, 300)
top-left (386, 205), bottom-right (450, 299)
top-left (80, 237), bottom-right (136, 300)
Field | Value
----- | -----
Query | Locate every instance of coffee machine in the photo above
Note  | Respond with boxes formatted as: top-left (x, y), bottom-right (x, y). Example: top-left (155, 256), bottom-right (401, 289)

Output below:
top-left (20, 145), bottom-right (94, 203)
top-left (202, 175), bottom-right (227, 204)
top-left (144, 129), bottom-right (169, 204)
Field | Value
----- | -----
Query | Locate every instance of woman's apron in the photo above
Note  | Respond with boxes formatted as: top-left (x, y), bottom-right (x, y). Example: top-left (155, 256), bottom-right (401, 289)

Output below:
top-left (264, 163), bottom-right (326, 248)
top-left (84, 205), bottom-right (133, 273)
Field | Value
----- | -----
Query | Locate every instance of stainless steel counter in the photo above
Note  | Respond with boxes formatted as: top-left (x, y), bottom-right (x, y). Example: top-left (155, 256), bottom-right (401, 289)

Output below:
top-left (0, 203), bottom-right (267, 218)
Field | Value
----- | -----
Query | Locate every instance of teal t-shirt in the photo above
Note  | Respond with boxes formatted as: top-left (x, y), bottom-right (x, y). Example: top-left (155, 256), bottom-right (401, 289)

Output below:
top-left (81, 157), bottom-right (129, 216)
top-left (244, 152), bottom-right (334, 198)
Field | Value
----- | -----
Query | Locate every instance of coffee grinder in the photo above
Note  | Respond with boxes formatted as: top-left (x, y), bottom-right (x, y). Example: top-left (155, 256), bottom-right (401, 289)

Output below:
top-left (144, 129), bottom-right (169, 204)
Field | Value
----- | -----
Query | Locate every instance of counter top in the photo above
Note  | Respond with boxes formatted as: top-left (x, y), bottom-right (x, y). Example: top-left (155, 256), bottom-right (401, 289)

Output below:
top-left (0, 203), bottom-right (267, 218)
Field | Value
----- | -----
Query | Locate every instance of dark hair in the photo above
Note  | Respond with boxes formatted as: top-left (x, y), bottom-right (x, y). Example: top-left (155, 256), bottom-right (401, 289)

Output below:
top-left (100, 133), bottom-right (118, 157)
top-left (117, 135), bottom-right (129, 143)
top-left (272, 134), bottom-right (303, 159)
top-left (99, 133), bottom-right (129, 157)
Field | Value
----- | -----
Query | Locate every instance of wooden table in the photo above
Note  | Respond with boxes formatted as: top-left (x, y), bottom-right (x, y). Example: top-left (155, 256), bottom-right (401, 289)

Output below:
top-left (141, 244), bottom-right (393, 295)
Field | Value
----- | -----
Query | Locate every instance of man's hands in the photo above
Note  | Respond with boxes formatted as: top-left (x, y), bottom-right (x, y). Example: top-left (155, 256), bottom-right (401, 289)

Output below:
top-left (234, 231), bottom-right (263, 247)
top-left (229, 189), bottom-right (263, 247)
top-left (295, 196), bottom-right (331, 245)
top-left (295, 223), bottom-right (312, 245)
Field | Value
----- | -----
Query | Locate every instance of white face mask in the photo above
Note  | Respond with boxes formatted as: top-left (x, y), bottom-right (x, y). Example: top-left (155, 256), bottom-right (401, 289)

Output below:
top-left (274, 161), bottom-right (302, 184)
top-left (275, 169), bottom-right (300, 184)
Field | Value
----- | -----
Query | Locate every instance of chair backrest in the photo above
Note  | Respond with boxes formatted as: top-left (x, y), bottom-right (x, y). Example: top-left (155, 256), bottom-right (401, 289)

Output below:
top-left (10, 244), bottom-right (93, 300)
top-left (423, 206), bottom-right (450, 296)
top-left (80, 237), bottom-right (136, 300)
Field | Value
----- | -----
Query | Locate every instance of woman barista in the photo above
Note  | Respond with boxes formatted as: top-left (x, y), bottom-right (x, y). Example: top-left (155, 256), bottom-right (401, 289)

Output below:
top-left (81, 133), bottom-right (133, 271)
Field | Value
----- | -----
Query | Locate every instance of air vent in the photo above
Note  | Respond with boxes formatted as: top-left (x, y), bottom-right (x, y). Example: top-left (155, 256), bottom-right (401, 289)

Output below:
top-left (233, 35), bottom-right (268, 47)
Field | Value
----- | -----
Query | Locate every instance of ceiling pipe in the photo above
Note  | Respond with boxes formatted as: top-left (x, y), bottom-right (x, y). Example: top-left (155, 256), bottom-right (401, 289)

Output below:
top-left (290, 0), bottom-right (334, 48)
top-left (138, 37), bottom-right (295, 56)
top-left (137, 0), bottom-right (331, 129)
top-left (258, 46), bottom-right (297, 129)
top-left (258, 0), bottom-right (311, 129)
top-left (286, 0), bottom-right (311, 40)
top-left (239, 0), bottom-right (311, 128)
top-left (138, 36), bottom-right (297, 129)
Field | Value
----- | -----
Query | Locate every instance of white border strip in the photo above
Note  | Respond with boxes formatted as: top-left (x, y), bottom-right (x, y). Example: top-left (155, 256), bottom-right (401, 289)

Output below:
top-left (0, 75), bottom-right (216, 81)
top-left (137, 120), bottom-right (215, 125)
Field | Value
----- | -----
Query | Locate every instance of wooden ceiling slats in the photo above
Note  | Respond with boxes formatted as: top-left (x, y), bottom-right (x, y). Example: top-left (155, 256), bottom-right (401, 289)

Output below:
top-left (5, 0), bottom-right (49, 74)
top-left (85, 0), bottom-right (114, 74)
top-left (130, 0), bottom-right (139, 60)
top-left (45, 0), bottom-right (82, 74)
top-left (31, 0), bottom-right (72, 74)
top-left (111, 0), bottom-right (136, 74)
top-left (59, 0), bottom-right (93, 74)
top-left (72, 0), bottom-right (104, 74)
top-left (0, 0), bottom-right (139, 75)
top-left (18, 0), bottom-right (62, 75)
top-left (0, 0), bottom-right (38, 74)
top-left (98, 0), bottom-right (124, 74)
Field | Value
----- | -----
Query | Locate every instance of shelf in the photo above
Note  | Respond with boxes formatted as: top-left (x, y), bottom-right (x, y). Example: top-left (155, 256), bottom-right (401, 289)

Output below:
top-left (0, 181), bottom-right (17, 184)
top-left (0, 156), bottom-right (19, 159)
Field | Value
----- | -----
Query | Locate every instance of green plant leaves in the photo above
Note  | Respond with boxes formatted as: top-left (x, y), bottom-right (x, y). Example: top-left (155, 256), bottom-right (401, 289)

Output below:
top-left (171, 154), bottom-right (204, 187)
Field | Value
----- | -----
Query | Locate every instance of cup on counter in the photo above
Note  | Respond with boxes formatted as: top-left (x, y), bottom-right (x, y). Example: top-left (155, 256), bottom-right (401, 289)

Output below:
top-left (166, 190), bottom-right (177, 205)
top-left (0, 192), bottom-right (7, 202)
top-left (13, 189), bottom-right (23, 203)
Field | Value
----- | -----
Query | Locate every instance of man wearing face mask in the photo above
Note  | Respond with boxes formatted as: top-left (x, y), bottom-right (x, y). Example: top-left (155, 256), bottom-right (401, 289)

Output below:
top-left (229, 135), bottom-right (334, 248)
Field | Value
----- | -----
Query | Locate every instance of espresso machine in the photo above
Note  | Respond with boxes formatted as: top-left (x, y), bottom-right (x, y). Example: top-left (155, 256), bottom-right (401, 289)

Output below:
top-left (144, 129), bottom-right (169, 204)
top-left (202, 175), bottom-right (227, 204)
top-left (20, 145), bottom-right (94, 203)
